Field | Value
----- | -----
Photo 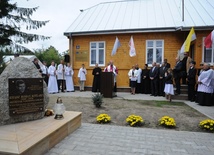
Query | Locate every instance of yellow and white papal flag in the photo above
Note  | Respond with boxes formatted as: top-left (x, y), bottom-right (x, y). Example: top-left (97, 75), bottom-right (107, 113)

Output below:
top-left (180, 27), bottom-right (196, 53)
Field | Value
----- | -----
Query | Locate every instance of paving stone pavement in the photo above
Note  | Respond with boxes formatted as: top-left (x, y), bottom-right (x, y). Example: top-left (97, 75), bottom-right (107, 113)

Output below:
top-left (45, 91), bottom-right (214, 155)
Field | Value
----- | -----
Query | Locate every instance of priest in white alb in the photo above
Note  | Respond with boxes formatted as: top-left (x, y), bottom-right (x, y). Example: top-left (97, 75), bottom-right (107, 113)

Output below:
top-left (48, 61), bottom-right (58, 94)
top-left (57, 60), bottom-right (66, 92)
top-left (196, 63), bottom-right (214, 106)
top-left (65, 63), bottom-right (74, 92)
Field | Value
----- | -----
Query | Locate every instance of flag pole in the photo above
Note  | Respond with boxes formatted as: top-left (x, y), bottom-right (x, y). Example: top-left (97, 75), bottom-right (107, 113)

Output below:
top-left (182, 0), bottom-right (184, 21)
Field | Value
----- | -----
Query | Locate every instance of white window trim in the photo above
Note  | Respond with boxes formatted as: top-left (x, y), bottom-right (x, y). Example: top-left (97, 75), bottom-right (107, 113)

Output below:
top-left (89, 41), bottom-right (106, 67)
top-left (146, 40), bottom-right (164, 67)
top-left (202, 37), bottom-right (205, 63)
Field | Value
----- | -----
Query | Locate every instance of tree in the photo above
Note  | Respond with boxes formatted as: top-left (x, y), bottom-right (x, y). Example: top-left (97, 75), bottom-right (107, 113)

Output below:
top-left (0, 51), bottom-right (6, 74)
top-left (0, 0), bottom-right (50, 52)
top-left (34, 46), bottom-right (62, 66)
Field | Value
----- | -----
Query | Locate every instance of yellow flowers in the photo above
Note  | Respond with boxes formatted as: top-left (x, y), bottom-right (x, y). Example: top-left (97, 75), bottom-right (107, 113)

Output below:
top-left (96, 113), bottom-right (111, 124)
top-left (126, 115), bottom-right (144, 127)
top-left (199, 119), bottom-right (214, 132)
top-left (95, 114), bottom-right (214, 132)
top-left (159, 116), bottom-right (176, 128)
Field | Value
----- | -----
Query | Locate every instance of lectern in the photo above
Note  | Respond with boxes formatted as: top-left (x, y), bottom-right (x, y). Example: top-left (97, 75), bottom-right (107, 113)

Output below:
top-left (100, 72), bottom-right (115, 98)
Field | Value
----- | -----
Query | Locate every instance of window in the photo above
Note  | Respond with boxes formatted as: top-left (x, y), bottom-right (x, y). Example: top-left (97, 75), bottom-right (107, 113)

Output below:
top-left (90, 41), bottom-right (105, 66)
top-left (146, 40), bottom-right (164, 65)
top-left (203, 37), bottom-right (214, 64)
top-left (190, 44), bottom-right (195, 60)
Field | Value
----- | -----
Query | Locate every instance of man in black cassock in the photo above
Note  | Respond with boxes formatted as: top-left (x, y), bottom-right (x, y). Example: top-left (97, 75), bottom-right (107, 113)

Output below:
top-left (141, 64), bottom-right (151, 94)
top-left (187, 61), bottom-right (197, 101)
top-left (173, 57), bottom-right (183, 95)
top-left (92, 63), bottom-right (102, 92)
top-left (159, 62), bottom-right (168, 96)
top-left (149, 62), bottom-right (159, 96)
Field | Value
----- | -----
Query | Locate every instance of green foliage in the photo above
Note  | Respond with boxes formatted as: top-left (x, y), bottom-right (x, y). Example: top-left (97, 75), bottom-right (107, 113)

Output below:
top-left (155, 101), bottom-right (185, 107)
top-left (136, 100), bottom-right (185, 107)
top-left (0, 0), bottom-right (50, 51)
top-left (61, 50), bottom-right (69, 57)
top-left (34, 46), bottom-right (62, 66)
top-left (0, 45), bottom-right (62, 74)
top-left (92, 93), bottom-right (103, 108)
top-left (0, 51), bottom-right (6, 74)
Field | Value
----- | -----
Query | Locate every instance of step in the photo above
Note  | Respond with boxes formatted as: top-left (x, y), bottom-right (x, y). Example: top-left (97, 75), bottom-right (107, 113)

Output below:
top-left (0, 111), bottom-right (82, 155)
top-left (172, 94), bottom-right (188, 100)
top-left (180, 84), bottom-right (188, 89)
top-left (174, 88), bottom-right (188, 94)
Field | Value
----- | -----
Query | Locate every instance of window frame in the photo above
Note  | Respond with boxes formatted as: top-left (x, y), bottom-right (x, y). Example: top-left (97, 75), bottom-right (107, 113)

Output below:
top-left (202, 37), bottom-right (214, 65)
top-left (146, 40), bottom-right (164, 66)
top-left (89, 41), bottom-right (106, 67)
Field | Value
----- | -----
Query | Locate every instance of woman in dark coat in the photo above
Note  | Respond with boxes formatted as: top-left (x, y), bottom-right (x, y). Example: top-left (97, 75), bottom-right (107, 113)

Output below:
top-left (92, 63), bottom-right (102, 92)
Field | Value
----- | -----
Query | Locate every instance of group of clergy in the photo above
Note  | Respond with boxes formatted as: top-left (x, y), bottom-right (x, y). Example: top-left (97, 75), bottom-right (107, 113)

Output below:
top-left (36, 59), bottom-right (75, 94)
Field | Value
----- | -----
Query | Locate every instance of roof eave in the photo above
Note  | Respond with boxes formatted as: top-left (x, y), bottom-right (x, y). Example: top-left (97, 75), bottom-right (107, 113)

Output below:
top-left (64, 26), bottom-right (214, 37)
top-left (64, 27), bottom-right (177, 36)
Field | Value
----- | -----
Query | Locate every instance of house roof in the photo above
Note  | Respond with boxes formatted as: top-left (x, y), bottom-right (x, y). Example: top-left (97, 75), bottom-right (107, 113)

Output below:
top-left (64, 0), bottom-right (214, 36)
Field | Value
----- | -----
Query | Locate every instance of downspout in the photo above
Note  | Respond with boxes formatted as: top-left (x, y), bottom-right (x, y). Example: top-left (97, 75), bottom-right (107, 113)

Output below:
top-left (69, 34), bottom-right (74, 68)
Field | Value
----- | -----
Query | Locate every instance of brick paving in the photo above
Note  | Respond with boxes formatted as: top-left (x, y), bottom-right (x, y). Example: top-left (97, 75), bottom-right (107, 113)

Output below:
top-left (45, 91), bottom-right (214, 155)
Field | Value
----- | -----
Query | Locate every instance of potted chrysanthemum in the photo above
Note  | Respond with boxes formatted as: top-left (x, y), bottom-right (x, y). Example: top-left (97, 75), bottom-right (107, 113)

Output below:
top-left (199, 119), bottom-right (214, 132)
top-left (126, 114), bottom-right (144, 127)
top-left (96, 113), bottom-right (111, 124)
top-left (159, 116), bottom-right (176, 128)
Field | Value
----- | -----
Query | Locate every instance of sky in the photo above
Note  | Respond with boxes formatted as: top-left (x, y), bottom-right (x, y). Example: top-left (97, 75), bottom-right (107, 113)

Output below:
top-left (13, 0), bottom-right (118, 53)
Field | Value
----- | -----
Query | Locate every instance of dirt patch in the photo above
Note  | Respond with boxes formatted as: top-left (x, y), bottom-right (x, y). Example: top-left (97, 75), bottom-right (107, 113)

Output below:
top-left (47, 96), bottom-right (210, 132)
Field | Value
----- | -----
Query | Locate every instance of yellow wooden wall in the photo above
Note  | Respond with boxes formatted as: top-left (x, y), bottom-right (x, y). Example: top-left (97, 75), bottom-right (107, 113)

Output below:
top-left (69, 31), bottom-right (210, 88)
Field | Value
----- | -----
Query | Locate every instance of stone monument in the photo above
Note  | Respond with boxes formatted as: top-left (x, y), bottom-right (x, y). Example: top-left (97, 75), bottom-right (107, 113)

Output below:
top-left (0, 57), bottom-right (49, 125)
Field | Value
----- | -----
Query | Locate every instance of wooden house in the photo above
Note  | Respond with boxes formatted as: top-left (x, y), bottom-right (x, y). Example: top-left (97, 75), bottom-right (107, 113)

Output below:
top-left (64, 0), bottom-right (214, 90)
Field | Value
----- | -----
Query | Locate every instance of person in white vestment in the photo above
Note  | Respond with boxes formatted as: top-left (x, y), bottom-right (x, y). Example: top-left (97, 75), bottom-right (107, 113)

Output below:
top-left (135, 64), bottom-right (142, 94)
top-left (65, 63), bottom-right (74, 92)
top-left (78, 64), bottom-right (87, 91)
top-left (57, 60), bottom-right (66, 92)
top-left (48, 61), bottom-right (58, 94)
top-left (196, 63), bottom-right (214, 106)
top-left (104, 60), bottom-right (118, 93)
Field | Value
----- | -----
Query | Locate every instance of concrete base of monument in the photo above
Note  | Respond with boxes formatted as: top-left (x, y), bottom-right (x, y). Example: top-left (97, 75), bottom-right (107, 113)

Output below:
top-left (0, 111), bottom-right (82, 155)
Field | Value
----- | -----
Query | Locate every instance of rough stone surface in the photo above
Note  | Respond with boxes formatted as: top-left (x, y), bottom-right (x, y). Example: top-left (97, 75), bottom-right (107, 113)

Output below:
top-left (0, 57), bottom-right (49, 125)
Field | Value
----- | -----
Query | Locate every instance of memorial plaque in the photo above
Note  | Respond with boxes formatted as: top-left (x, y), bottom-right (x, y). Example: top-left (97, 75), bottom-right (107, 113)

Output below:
top-left (75, 51), bottom-right (88, 61)
top-left (9, 78), bottom-right (44, 116)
